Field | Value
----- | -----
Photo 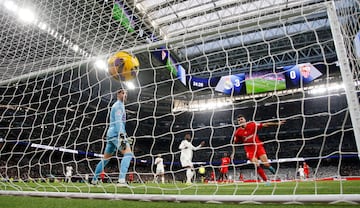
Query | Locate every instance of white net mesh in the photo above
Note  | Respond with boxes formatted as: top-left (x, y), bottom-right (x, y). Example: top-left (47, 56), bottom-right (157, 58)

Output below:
top-left (0, 0), bottom-right (360, 204)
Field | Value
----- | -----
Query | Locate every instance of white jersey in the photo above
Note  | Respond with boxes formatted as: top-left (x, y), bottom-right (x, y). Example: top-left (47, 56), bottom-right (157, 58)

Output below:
top-left (66, 166), bottom-right (73, 177)
top-left (155, 157), bottom-right (164, 174)
top-left (179, 139), bottom-right (201, 167)
top-left (298, 167), bottom-right (305, 178)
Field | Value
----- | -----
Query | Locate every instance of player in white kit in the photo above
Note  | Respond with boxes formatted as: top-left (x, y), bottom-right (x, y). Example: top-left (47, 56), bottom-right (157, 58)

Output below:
top-left (65, 165), bottom-right (73, 183)
top-left (154, 154), bottom-right (165, 184)
top-left (179, 133), bottom-right (205, 185)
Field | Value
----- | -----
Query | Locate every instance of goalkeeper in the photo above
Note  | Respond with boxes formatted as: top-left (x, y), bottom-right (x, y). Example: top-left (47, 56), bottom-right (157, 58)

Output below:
top-left (232, 114), bottom-right (285, 184)
top-left (91, 89), bottom-right (133, 187)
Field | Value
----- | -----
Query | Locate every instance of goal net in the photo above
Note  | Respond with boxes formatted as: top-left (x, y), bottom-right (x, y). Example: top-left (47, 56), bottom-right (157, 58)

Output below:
top-left (0, 0), bottom-right (359, 204)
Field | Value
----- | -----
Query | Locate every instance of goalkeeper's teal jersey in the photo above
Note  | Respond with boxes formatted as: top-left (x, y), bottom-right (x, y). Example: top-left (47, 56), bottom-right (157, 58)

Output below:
top-left (107, 100), bottom-right (126, 138)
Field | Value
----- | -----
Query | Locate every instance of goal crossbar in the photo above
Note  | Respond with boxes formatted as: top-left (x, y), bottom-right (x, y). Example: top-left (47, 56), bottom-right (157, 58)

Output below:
top-left (0, 191), bottom-right (359, 204)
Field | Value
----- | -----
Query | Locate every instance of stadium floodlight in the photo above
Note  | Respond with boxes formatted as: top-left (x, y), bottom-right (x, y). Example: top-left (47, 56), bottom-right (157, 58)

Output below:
top-left (3, 1), bottom-right (36, 24)
top-left (124, 81), bottom-right (136, 90)
top-left (38, 22), bottom-right (47, 30)
top-left (94, 59), bottom-right (107, 71)
top-left (3, 2), bottom-right (82, 75)
top-left (3, 0), bottom-right (17, 13)
top-left (72, 44), bottom-right (79, 52)
top-left (203, 101), bottom-right (231, 109)
top-left (308, 82), bottom-right (345, 95)
top-left (185, 99), bottom-right (233, 112)
top-left (18, 8), bottom-right (36, 24)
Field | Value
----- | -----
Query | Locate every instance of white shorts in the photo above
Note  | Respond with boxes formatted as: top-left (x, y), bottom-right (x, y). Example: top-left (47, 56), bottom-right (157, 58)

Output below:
top-left (180, 158), bottom-right (193, 168)
top-left (156, 168), bottom-right (165, 174)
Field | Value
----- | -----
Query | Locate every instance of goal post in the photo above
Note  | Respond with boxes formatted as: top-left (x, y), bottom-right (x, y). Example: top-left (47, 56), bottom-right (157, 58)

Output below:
top-left (326, 1), bottom-right (360, 159)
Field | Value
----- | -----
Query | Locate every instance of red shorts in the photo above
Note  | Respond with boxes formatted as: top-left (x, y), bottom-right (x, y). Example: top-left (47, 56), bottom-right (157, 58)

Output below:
top-left (244, 144), bottom-right (266, 160)
top-left (220, 167), bottom-right (228, 174)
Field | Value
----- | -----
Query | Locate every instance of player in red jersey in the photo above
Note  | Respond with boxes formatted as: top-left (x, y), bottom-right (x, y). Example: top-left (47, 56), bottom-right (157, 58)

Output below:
top-left (232, 114), bottom-right (285, 183)
top-left (218, 152), bottom-right (231, 182)
top-left (210, 171), bottom-right (215, 181)
top-left (303, 162), bottom-right (310, 179)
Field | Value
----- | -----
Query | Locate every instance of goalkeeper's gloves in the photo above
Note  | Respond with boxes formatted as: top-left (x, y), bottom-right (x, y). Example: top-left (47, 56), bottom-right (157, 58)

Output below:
top-left (119, 134), bottom-right (135, 147)
top-left (127, 136), bottom-right (134, 145)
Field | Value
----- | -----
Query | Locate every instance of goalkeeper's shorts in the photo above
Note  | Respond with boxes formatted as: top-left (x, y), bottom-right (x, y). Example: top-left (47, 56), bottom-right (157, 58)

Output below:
top-left (104, 134), bottom-right (131, 154)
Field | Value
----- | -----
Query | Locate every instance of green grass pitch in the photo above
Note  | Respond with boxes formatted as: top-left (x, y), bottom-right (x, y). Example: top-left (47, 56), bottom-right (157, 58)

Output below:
top-left (246, 78), bottom-right (286, 94)
top-left (0, 180), bottom-right (359, 208)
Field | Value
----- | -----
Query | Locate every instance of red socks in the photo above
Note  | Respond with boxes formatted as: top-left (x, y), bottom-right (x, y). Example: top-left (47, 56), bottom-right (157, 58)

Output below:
top-left (257, 166), bottom-right (268, 181)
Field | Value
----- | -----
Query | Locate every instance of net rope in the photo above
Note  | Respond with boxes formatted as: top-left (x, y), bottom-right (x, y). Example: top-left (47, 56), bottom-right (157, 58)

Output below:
top-left (0, 0), bottom-right (359, 204)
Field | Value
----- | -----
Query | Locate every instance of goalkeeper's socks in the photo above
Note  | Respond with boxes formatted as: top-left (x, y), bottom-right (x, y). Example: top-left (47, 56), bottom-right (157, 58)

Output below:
top-left (93, 159), bottom-right (109, 181)
top-left (119, 152), bottom-right (133, 180)
top-left (257, 166), bottom-right (268, 182)
top-left (268, 166), bottom-right (276, 174)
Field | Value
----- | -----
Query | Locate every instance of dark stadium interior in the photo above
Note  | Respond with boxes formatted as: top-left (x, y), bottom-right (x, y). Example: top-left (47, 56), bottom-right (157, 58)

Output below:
top-left (0, 0), bottom-right (359, 182)
top-left (1, 78), bottom-right (358, 180)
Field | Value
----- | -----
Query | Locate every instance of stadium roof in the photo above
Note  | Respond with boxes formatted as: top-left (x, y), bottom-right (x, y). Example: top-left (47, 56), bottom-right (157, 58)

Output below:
top-left (0, 0), bottom-right (357, 105)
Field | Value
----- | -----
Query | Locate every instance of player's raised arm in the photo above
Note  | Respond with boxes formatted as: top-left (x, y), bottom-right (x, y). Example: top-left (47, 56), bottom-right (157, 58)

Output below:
top-left (262, 120), bottom-right (286, 127)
